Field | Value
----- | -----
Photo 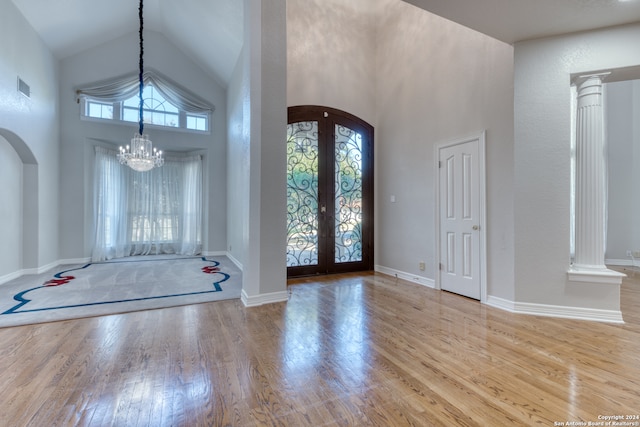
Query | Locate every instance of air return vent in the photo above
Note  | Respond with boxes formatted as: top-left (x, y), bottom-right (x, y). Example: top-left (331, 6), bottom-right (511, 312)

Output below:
top-left (17, 77), bottom-right (30, 98)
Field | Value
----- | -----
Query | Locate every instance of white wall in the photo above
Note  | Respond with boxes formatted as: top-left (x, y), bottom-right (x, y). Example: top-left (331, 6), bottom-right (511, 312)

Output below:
top-left (229, 0), bottom-right (287, 304)
top-left (287, 0), bottom-right (379, 126)
top-left (287, 0), bottom-right (515, 301)
top-left (226, 47), bottom-right (248, 268)
top-left (606, 79), bottom-right (640, 263)
top-left (514, 23), bottom-right (640, 310)
top-left (0, 136), bottom-right (22, 278)
top-left (58, 31), bottom-right (227, 260)
top-left (246, 0), bottom-right (287, 299)
top-left (376, 1), bottom-right (514, 300)
top-left (0, 0), bottom-right (59, 277)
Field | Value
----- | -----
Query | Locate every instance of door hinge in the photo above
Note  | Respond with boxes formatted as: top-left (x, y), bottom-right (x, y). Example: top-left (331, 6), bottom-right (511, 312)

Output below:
top-left (438, 161), bottom-right (442, 168)
top-left (439, 262), bottom-right (443, 271)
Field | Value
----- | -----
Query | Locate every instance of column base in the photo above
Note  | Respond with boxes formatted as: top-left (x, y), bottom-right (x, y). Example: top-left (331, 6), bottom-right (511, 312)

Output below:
top-left (567, 265), bottom-right (625, 284)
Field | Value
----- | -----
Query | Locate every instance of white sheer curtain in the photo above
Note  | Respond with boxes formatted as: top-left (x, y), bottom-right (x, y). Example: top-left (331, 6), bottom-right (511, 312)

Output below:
top-left (76, 69), bottom-right (214, 115)
top-left (92, 146), bottom-right (202, 261)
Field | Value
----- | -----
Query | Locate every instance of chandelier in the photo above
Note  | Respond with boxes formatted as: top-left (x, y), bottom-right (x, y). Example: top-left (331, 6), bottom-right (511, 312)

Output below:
top-left (118, 0), bottom-right (163, 172)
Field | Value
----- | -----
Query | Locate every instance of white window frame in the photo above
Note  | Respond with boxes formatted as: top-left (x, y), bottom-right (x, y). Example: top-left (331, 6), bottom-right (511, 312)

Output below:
top-left (80, 84), bottom-right (210, 134)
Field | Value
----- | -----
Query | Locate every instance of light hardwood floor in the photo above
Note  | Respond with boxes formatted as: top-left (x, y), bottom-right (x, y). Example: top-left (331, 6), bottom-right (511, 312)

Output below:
top-left (0, 269), bottom-right (639, 426)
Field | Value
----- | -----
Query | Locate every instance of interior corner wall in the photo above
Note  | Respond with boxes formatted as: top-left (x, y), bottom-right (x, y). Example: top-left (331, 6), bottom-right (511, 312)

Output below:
top-left (226, 46), bottom-right (248, 268)
top-left (0, 0), bottom-right (59, 276)
top-left (375, 1), bottom-right (514, 300)
top-left (58, 31), bottom-right (227, 261)
top-left (287, 0), bottom-right (515, 301)
top-left (514, 23), bottom-right (640, 309)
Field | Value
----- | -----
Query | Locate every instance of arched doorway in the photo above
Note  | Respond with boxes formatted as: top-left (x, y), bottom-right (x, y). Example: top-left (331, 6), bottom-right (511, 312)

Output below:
top-left (286, 106), bottom-right (374, 278)
top-left (0, 128), bottom-right (39, 273)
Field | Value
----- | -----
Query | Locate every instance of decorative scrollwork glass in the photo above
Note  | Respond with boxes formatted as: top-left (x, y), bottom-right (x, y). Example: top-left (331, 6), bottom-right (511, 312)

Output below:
top-left (334, 125), bottom-right (363, 263)
top-left (286, 121), bottom-right (319, 267)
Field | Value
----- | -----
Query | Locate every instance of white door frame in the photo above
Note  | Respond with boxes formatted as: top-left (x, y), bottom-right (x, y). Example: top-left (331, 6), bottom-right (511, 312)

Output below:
top-left (435, 131), bottom-right (487, 303)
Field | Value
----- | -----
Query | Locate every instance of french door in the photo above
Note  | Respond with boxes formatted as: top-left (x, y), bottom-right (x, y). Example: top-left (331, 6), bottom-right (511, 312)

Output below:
top-left (286, 106), bottom-right (374, 278)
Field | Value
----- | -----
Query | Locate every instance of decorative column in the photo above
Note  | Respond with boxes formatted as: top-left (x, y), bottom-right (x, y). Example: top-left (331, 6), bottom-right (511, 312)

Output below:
top-left (569, 73), bottom-right (624, 284)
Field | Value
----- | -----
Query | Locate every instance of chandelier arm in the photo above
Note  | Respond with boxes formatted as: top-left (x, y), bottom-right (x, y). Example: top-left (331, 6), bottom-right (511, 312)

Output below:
top-left (138, 0), bottom-right (144, 136)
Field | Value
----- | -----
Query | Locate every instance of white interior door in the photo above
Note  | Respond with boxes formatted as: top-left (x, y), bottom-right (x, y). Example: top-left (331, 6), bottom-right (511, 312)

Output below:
top-left (438, 136), bottom-right (483, 300)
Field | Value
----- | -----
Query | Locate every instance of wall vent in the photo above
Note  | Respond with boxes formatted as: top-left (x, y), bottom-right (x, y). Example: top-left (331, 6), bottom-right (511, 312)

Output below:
top-left (17, 77), bottom-right (30, 98)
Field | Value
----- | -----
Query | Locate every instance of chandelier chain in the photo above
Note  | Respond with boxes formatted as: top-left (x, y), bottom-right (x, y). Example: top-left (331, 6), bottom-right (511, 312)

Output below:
top-left (138, 0), bottom-right (144, 136)
top-left (116, 0), bottom-right (163, 172)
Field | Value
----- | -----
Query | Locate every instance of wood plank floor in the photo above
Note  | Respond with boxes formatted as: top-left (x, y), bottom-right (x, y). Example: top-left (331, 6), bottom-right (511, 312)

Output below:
top-left (0, 270), bottom-right (639, 426)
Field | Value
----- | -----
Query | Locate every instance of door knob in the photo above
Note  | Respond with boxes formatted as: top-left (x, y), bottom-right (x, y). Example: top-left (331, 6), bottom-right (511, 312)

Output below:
top-left (472, 225), bottom-right (480, 231)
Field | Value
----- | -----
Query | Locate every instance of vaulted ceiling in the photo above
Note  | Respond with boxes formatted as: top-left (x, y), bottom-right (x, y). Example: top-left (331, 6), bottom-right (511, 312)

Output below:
top-left (11, 0), bottom-right (243, 85)
top-left (10, 0), bottom-right (640, 86)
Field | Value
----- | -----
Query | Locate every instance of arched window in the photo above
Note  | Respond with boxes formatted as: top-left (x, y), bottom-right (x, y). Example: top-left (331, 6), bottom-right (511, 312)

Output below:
top-left (122, 84), bottom-right (179, 128)
top-left (77, 70), bottom-right (213, 133)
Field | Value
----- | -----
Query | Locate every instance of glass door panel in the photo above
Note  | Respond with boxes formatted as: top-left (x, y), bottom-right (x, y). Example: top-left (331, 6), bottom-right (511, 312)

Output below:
top-left (287, 106), bottom-right (373, 278)
top-left (334, 125), bottom-right (363, 263)
top-left (286, 121), bottom-right (319, 268)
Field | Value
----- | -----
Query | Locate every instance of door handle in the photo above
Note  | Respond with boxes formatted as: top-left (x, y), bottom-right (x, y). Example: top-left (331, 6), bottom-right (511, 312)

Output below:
top-left (472, 225), bottom-right (480, 231)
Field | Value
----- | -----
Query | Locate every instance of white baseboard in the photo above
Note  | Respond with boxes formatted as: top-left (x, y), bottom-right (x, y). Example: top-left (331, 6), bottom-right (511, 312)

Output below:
top-left (241, 289), bottom-right (289, 307)
top-left (486, 296), bottom-right (624, 324)
top-left (370, 271), bottom-right (624, 324)
top-left (0, 270), bottom-right (23, 286)
top-left (374, 265), bottom-right (435, 288)
top-left (201, 251), bottom-right (243, 271)
top-left (23, 260), bottom-right (59, 275)
top-left (202, 251), bottom-right (242, 271)
top-left (58, 258), bottom-right (92, 266)
top-left (485, 296), bottom-right (516, 312)
top-left (203, 251), bottom-right (227, 257)
top-left (606, 258), bottom-right (638, 268)
top-left (225, 252), bottom-right (243, 271)
top-left (0, 258), bottom-right (91, 286)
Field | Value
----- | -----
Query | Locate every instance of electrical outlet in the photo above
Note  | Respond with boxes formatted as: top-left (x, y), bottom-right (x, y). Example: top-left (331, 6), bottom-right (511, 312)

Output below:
top-left (627, 250), bottom-right (632, 257)
top-left (634, 251), bottom-right (640, 258)
top-left (419, 261), bottom-right (425, 271)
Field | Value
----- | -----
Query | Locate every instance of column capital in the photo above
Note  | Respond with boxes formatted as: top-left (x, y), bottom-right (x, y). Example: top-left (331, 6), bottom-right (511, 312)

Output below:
top-left (574, 72), bottom-right (611, 108)
top-left (572, 72), bottom-right (611, 88)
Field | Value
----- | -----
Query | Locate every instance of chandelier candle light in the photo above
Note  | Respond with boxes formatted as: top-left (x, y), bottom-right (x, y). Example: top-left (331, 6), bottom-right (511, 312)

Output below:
top-left (118, 0), bottom-right (163, 172)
